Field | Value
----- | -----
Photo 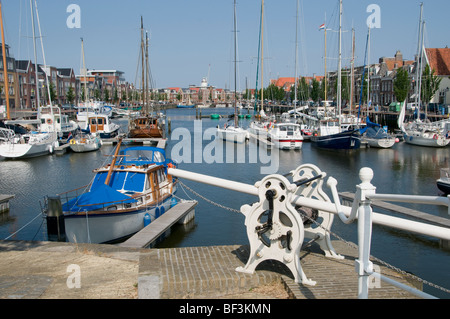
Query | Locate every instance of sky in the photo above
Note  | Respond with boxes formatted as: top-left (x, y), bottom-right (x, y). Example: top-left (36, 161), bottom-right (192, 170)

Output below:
top-left (1, 0), bottom-right (449, 90)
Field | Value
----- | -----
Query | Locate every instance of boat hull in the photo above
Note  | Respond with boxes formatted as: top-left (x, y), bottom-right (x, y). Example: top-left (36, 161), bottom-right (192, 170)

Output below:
top-left (365, 137), bottom-right (396, 149)
top-left (217, 126), bottom-right (249, 143)
top-left (437, 180), bottom-right (450, 195)
top-left (311, 130), bottom-right (361, 150)
top-left (404, 134), bottom-right (450, 147)
top-left (69, 139), bottom-right (101, 153)
top-left (271, 138), bottom-right (303, 150)
top-left (64, 196), bottom-right (173, 244)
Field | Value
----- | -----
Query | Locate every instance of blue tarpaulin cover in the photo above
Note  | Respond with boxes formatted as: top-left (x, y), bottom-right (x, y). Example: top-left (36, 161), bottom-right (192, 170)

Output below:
top-left (63, 183), bottom-right (137, 213)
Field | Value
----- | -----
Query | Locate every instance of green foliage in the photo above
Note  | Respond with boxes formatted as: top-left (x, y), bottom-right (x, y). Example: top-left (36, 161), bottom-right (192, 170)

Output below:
top-left (421, 64), bottom-right (442, 107)
top-left (393, 68), bottom-right (410, 102)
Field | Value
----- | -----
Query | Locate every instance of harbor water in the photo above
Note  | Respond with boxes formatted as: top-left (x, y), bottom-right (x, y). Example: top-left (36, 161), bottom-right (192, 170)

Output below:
top-left (0, 107), bottom-right (449, 298)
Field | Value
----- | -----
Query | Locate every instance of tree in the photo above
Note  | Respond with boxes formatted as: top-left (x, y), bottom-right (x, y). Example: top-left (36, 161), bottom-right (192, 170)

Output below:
top-left (66, 86), bottom-right (75, 104)
top-left (393, 68), bottom-right (410, 103)
top-left (310, 79), bottom-right (320, 102)
top-left (45, 82), bottom-right (57, 104)
top-left (421, 64), bottom-right (442, 111)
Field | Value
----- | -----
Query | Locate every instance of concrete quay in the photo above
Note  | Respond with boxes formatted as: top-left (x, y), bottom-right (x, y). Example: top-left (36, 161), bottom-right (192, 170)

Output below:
top-left (0, 239), bottom-right (422, 299)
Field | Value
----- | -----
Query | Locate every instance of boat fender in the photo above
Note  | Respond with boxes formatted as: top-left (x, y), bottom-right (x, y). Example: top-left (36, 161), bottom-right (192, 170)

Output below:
top-left (170, 197), bottom-right (177, 208)
top-left (160, 206), bottom-right (165, 216)
top-left (144, 213), bottom-right (151, 227)
top-left (155, 207), bottom-right (160, 218)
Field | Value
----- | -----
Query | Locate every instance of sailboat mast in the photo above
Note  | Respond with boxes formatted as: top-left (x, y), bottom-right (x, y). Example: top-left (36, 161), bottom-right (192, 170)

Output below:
top-left (294, 0), bottom-right (299, 118)
top-left (324, 14), bottom-right (327, 102)
top-left (0, 0), bottom-right (10, 120)
top-left (145, 30), bottom-right (149, 115)
top-left (367, 26), bottom-right (371, 117)
top-left (337, 0), bottom-right (342, 128)
top-left (30, 0), bottom-right (41, 115)
top-left (414, 3), bottom-right (423, 113)
top-left (350, 28), bottom-right (355, 115)
top-left (141, 16), bottom-right (145, 112)
top-left (260, 0), bottom-right (264, 115)
top-left (233, 0), bottom-right (237, 127)
top-left (81, 38), bottom-right (88, 104)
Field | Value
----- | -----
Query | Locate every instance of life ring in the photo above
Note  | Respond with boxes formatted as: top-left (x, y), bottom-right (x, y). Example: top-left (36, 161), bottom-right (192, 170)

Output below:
top-left (47, 119), bottom-right (53, 125)
top-left (433, 134), bottom-right (438, 140)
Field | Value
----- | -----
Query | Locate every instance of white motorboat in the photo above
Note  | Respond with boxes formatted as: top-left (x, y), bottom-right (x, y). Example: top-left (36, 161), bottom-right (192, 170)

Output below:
top-left (80, 114), bottom-right (121, 139)
top-left (267, 123), bottom-right (303, 150)
top-left (76, 101), bottom-right (113, 123)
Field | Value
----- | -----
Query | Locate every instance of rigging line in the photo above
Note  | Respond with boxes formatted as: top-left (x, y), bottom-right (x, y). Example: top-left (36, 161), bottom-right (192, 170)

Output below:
top-left (4, 212), bottom-right (42, 240)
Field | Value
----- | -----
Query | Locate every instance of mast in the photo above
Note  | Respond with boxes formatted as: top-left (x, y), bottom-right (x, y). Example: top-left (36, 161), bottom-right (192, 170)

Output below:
top-left (414, 3), bottom-right (423, 114)
top-left (105, 138), bottom-right (123, 186)
top-left (233, 0), bottom-right (237, 127)
top-left (141, 16), bottom-right (145, 113)
top-left (260, 0), bottom-right (264, 115)
top-left (367, 26), bottom-right (371, 118)
top-left (81, 38), bottom-right (88, 104)
top-left (0, 0), bottom-right (10, 120)
top-left (145, 30), bottom-right (149, 115)
top-left (337, 0), bottom-right (342, 130)
top-left (294, 0), bottom-right (299, 119)
top-left (350, 28), bottom-right (355, 115)
top-left (30, 0), bottom-right (41, 117)
top-left (324, 14), bottom-right (328, 102)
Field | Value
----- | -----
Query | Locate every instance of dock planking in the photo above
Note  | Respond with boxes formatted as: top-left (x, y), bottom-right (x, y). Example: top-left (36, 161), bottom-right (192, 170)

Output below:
top-left (119, 200), bottom-right (197, 249)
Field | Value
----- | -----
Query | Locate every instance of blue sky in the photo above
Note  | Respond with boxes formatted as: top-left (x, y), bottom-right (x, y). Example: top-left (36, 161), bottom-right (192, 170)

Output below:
top-left (2, 0), bottom-right (449, 90)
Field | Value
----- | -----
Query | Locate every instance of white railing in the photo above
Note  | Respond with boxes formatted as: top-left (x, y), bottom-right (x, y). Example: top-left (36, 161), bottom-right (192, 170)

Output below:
top-left (168, 166), bottom-right (450, 299)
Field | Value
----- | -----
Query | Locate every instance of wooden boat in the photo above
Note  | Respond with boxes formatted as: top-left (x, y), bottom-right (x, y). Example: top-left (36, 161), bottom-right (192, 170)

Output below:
top-left (59, 140), bottom-right (177, 243)
top-left (128, 115), bottom-right (164, 138)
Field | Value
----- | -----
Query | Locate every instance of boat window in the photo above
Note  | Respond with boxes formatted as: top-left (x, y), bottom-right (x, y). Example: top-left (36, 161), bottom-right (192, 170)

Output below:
top-left (97, 118), bottom-right (104, 125)
top-left (90, 118), bottom-right (97, 125)
top-left (157, 169), bottom-right (166, 184)
top-left (153, 151), bottom-right (164, 163)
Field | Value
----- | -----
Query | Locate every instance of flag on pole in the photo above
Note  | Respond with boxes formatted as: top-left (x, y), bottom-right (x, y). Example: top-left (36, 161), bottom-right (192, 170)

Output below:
top-left (319, 23), bottom-right (325, 30)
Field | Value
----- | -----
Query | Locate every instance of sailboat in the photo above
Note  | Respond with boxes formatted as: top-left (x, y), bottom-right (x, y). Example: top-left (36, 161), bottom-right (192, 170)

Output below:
top-left (128, 17), bottom-right (164, 139)
top-left (263, 0), bottom-right (304, 150)
top-left (399, 4), bottom-right (449, 148)
top-left (68, 38), bottom-right (102, 153)
top-left (216, 0), bottom-right (249, 144)
top-left (310, 0), bottom-right (361, 150)
top-left (0, 0), bottom-right (59, 159)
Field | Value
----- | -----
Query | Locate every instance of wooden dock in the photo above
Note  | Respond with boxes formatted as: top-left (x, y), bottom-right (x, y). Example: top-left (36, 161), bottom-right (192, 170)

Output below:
top-left (0, 195), bottom-right (14, 214)
top-left (119, 200), bottom-right (197, 249)
top-left (102, 137), bottom-right (167, 148)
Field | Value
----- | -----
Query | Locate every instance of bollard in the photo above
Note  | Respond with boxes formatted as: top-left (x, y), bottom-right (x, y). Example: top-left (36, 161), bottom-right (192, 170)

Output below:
top-left (46, 196), bottom-right (66, 242)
